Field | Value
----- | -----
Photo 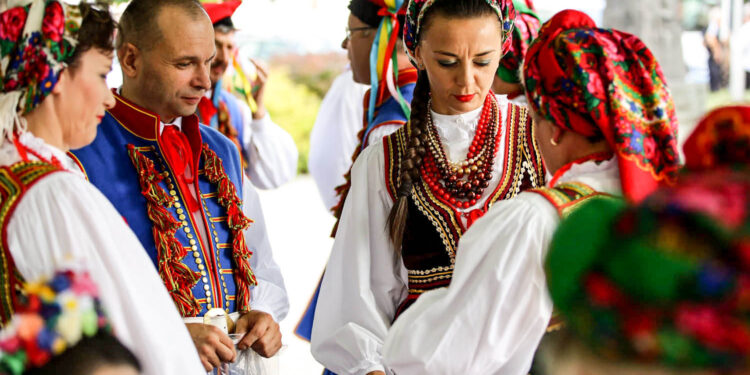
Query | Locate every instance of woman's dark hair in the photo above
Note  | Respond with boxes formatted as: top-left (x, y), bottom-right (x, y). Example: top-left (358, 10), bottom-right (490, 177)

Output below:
top-left (66, 4), bottom-right (116, 71)
top-left (386, 0), bottom-right (499, 250)
top-left (25, 331), bottom-right (141, 375)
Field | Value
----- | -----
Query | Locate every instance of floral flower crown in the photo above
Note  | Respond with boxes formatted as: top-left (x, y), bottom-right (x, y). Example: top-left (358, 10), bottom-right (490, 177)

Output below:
top-left (0, 270), bottom-right (110, 375)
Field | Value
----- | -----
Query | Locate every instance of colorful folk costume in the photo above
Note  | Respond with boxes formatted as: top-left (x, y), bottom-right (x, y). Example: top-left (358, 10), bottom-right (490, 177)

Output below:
top-left (296, 0), bottom-right (415, 349)
top-left (310, 1), bottom-right (549, 373)
top-left (197, 0), bottom-right (298, 189)
top-left (381, 10), bottom-right (680, 374)
top-left (495, 0), bottom-right (540, 105)
top-left (0, 2), bottom-right (204, 374)
top-left (545, 169), bottom-right (750, 371)
top-left (71, 90), bottom-right (289, 323)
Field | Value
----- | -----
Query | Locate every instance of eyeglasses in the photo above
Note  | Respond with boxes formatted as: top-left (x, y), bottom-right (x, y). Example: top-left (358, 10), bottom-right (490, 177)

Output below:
top-left (345, 26), bottom-right (376, 40)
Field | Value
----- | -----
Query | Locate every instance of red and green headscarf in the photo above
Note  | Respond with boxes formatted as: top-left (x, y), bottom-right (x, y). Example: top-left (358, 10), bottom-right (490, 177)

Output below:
top-left (403, 0), bottom-right (516, 67)
top-left (683, 105), bottom-right (750, 171)
top-left (523, 10), bottom-right (680, 202)
top-left (546, 169), bottom-right (750, 369)
top-left (495, 0), bottom-right (539, 84)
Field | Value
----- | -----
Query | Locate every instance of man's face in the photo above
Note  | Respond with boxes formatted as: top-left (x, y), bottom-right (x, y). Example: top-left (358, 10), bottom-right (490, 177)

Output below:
top-left (210, 30), bottom-right (235, 86)
top-left (345, 13), bottom-right (376, 85)
top-left (133, 6), bottom-right (215, 121)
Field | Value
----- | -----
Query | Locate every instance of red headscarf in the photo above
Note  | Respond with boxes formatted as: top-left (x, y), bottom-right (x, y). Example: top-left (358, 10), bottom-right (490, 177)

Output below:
top-left (683, 105), bottom-right (750, 171)
top-left (523, 10), bottom-right (680, 202)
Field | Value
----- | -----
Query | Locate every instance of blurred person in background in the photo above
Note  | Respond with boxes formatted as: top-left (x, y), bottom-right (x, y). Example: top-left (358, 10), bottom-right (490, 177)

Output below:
top-left (705, 6), bottom-right (728, 91)
top-left (738, 3), bottom-right (750, 88)
top-left (198, 0), bottom-right (298, 190)
top-left (308, 68), bottom-right (369, 214)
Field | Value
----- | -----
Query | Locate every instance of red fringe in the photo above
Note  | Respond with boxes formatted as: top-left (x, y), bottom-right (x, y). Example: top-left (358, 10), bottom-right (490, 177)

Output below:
top-left (200, 144), bottom-right (256, 312)
top-left (127, 145), bottom-right (201, 316)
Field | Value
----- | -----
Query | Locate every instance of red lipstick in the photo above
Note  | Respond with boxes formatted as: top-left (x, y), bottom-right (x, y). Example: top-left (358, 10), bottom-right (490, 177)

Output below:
top-left (454, 94), bottom-right (475, 102)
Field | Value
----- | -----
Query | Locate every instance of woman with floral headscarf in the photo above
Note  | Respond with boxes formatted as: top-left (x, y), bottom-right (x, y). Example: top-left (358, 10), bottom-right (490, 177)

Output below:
top-left (379, 9), bottom-right (681, 374)
top-left (311, 0), bottom-right (548, 374)
top-left (0, 1), bottom-right (203, 374)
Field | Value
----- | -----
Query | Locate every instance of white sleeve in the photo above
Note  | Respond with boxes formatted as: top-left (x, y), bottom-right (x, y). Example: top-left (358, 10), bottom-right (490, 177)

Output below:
top-left (311, 144), bottom-right (408, 375)
top-left (241, 176), bottom-right (289, 322)
top-left (240, 102), bottom-right (298, 189)
top-left (382, 193), bottom-right (558, 375)
top-left (365, 124), bottom-right (402, 149)
top-left (308, 71), bottom-right (368, 212)
top-left (7, 173), bottom-right (205, 375)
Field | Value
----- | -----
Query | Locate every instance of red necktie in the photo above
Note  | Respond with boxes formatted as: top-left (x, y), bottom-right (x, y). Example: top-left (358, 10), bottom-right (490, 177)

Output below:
top-left (161, 125), bottom-right (200, 212)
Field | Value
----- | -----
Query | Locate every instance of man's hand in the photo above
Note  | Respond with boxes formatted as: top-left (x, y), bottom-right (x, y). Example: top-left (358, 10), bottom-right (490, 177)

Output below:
top-left (185, 323), bottom-right (236, 371)
top-left (250, 58), bottom-right (268, 119)
top-left (235, 310), bottom-right (282, 357)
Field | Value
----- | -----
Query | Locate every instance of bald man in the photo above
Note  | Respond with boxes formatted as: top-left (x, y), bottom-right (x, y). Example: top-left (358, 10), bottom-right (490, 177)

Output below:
top-left (71, 0), bottom-right (289, 371)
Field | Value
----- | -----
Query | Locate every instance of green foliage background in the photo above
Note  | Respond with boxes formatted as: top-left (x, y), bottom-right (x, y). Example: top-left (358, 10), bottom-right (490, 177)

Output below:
top-left (265, 68), bottom-right (323, 174)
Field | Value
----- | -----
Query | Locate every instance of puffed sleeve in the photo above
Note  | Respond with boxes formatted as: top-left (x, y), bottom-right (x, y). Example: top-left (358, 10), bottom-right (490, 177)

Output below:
top-left (7, 173), bottom-right (206, 375)
top-left (311, 143), bottom-right (408, 375)
top-left (382, 192), bottom-right (558, 375)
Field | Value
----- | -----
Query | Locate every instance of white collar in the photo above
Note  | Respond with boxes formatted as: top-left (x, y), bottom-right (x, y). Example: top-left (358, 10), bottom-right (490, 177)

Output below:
top-left (159, 117), bottom-right (183, 135)
top-left (554, 158), bottom-right (623, 196)
top-left (116, 87), bottom-right (184, 134)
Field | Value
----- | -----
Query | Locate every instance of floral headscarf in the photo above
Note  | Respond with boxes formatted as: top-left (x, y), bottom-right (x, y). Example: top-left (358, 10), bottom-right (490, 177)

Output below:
top-left (403, 0), bottom-right (516, 67)
top-left (546, 169), bottom-right (750, 369)
top-left (496, 0), bottom-right (539, 84)
top-left (523, 10), bottom-right (680, 202)
top-left (683, 105), bottom-right (750, 171)
top-left (0, 0), bottom-right (82, 140)
top-left (0, 270), bottom-right (111, 374)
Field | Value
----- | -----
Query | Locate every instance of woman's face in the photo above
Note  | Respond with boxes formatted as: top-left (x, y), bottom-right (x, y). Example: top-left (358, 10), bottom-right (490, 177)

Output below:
top-left (415, 13), bottom-right (502, 115)
top-left (56, 48), bottom-right (115, 150)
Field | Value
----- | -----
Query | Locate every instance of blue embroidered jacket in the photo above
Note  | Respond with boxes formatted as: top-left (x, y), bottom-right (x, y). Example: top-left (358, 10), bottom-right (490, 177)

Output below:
top-left (72, 92), bottom-right (246, 317)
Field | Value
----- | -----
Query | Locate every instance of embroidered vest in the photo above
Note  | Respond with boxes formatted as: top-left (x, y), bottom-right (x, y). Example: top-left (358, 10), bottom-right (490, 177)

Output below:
top-left (71, 93), bottom-right (255, 317)
top-left (0, 161), bottom-right (64, 325)
top-left (384, 102), bottom-right (546, 318)
top-left (530, 181), bottom-right (619, 332)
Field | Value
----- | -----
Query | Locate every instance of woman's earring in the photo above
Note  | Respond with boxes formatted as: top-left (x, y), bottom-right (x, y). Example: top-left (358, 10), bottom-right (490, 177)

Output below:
top-left (550, 138), bottom-right (559, 146)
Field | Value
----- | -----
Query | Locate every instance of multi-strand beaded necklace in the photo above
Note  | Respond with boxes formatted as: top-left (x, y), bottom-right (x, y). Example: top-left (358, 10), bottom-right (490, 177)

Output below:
top-left (421, 94), bottom-right (502, 209)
